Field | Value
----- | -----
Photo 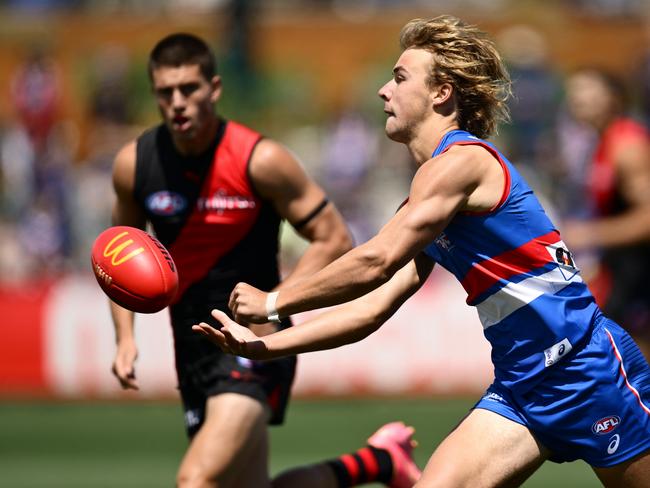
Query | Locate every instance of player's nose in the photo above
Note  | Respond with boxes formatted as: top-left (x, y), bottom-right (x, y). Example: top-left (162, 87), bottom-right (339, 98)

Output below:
top-left (171, 88), bottom-right (186, 109)
top-left (378, 81), bottom-right (391, 101)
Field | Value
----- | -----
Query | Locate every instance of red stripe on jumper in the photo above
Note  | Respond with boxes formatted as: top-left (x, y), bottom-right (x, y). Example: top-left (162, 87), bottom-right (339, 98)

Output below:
top-left (462, 230), bottom-right (561, 304)
top-left (605, 328), bottom-right (650, 416)
top-left (169, 122), bottom-right (262, 302)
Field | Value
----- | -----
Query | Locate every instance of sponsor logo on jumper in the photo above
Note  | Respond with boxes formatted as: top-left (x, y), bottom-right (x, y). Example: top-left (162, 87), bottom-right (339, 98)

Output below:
top-left (543, 338), bottom-right (572, 367)
top-left (146, 191), bottom-right (187, 216)
top-left (555, 247), bottom-right (575, 268)
top-left (103, 231), bottom-right (145, 266)
top-left (592, 416), bottom-right (621, 435)
top-left (197, 190), bottom-right (256, 214)
top-left (545, 242), bottom-right (579, 281)
top-left (435, 232), bottom-right (454, 251)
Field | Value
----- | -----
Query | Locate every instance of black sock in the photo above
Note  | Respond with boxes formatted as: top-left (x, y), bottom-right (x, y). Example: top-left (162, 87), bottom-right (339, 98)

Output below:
top-left (326, 445), bottom-right (392, 487)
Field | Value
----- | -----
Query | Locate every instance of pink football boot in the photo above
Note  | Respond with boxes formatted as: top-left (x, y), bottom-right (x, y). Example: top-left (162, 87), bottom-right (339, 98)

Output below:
top-left (368, 421), bottom-right (421, 488)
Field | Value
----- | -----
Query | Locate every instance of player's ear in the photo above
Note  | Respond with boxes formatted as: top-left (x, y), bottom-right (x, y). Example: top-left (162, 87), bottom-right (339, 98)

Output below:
top-left (431, 82), bottom-right (453, 107)
top-left (210, 75), bottom-right (222, 103)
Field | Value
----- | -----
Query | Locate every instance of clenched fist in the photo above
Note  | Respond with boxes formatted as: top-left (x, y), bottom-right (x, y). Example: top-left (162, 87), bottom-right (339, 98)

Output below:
top-left (228, 282), bottom-right (271, 323)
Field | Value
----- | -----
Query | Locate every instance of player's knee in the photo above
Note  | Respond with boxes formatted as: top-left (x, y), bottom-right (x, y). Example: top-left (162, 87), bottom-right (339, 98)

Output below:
top-left (176, 465), bottom-right (223, 488)
top-left (413, 477), bottom-right (474, 488)
top-left (413, 464), bottom-right (476, 488)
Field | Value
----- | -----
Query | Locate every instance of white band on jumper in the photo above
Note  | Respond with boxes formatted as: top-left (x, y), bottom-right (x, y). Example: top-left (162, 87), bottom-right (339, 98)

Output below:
top-left (266, 291), bottom-right (281, 323)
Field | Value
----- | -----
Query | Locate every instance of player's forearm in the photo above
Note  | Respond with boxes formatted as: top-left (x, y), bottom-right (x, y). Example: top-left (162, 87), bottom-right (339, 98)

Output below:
top-left (261, 304), bottom-right (383, 359)
top-left (276, 240), bottom-right (393, 317)
top-left (589, 208), bottom-right (650, 247)
top-left (109, 300), bottom-right (136, 344)
top-left (566, 207), bottom-right (650, 250)
top-left (262, 258), bottom-right (428, 358)
top-left (279, 233), bottom-right (353, 289)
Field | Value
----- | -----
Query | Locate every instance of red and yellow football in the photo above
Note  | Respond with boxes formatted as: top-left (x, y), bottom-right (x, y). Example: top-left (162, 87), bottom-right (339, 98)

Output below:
top-left (91, 226), bottom-right (178, 313)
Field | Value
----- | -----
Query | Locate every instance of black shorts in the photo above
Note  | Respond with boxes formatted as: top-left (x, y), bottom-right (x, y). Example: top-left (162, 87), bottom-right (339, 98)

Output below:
top-left (173, 324), bottom-right (296, 438)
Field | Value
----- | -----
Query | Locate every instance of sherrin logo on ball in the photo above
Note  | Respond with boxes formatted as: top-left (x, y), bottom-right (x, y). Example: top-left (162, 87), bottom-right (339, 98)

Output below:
top-left (91, 226), bottom-right (179, 313)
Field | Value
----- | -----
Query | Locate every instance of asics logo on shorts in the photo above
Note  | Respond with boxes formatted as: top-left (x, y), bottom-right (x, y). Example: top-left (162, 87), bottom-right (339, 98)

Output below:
top-left (544, 338), bottom-right (572, 367)
top-left (607, 434), bottom-right (621, 454)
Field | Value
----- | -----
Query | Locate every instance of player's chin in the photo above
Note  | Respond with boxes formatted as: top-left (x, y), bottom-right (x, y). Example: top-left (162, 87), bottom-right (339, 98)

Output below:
top-left (385, 124), bottom-right (408, 143)
top-left (171, 124), bottom-right (195, 138)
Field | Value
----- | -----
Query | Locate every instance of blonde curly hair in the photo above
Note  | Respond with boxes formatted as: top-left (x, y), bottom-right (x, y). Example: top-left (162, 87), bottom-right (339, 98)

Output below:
top-left (400, 16), bottom-right (512, 139)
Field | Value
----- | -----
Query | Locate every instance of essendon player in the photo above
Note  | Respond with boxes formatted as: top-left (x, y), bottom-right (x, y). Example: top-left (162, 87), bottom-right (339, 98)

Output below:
top-left (562, 69), bottom-right (650, 362)
top-left (205, 17), bottom-right (650, 488)
top-left (109, 33), bottom-right (420, 488)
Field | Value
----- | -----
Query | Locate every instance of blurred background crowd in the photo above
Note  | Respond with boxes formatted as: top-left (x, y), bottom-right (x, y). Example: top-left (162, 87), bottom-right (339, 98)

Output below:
top-left (0, 0), bottom-right (649, 282)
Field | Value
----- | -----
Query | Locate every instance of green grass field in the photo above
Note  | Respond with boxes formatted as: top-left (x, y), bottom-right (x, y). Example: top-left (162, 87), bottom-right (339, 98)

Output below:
top-left (0, 398), bottom-right (599, 487)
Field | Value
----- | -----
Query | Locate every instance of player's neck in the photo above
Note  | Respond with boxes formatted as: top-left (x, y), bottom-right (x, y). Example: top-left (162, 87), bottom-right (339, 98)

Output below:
top-left (407, 118), bottom-right (459, 166)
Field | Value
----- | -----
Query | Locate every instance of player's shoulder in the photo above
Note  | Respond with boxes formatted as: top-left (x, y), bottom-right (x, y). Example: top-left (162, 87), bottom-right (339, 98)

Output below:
top-left (421, 143), bottom-right (491, 178)
top-left (249, 137), bottom-right (314, 199)
top-left (114, 124), bottom-right (165, 169)
top-left (250, 138), bottom-right (302, 178)
top-left (608, 117), bottom-right (650, 151)
top-left (114, 139), bottom-right (137, 169)
top-left (443, 142), bottom-right (495, 164)
top-left (609, 117), bottom-right (648, 137)
top-left (412, 142), bottom-right (502, 207)
top-left (112, 139), bottom-right (137, 193)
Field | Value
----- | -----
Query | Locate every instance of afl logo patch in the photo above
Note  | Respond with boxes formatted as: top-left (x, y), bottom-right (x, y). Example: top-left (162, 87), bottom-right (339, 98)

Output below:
top-left (146, 191), bottom-right (187, 216)
top-left (592, 416), bottom-right (621, 435)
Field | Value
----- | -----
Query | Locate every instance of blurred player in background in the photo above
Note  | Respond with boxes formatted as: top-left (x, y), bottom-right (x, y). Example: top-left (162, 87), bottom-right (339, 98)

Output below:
top-left (110, 33), bottom-right (420, 488)
top-left (561, 68), bottom-right (650, 361)
top-left (197, 16), bottom-right (650, 487)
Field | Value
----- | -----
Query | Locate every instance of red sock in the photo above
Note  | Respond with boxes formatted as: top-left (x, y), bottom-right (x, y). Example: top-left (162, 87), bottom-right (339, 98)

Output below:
top-left (326, 445), bottom-right (392, 487)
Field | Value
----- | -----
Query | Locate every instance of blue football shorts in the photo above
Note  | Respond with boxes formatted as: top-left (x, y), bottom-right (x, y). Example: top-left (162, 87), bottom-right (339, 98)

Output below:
top-left (474, 315), bottom-right (650, 467)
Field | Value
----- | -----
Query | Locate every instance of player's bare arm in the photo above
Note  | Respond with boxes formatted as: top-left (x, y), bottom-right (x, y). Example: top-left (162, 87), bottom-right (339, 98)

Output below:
top-left (112, 141), bottom-right (148, 229)
top-left (248, 138), bottom-right (353, 288)
top-left (196, 253), bottom-right (434, 359)
top-left (109, 140), bottom-right (147, 390)
top-left (564, 137), bottom-right (650, 249)
top-left (229, 143), bottom-right (505, 323)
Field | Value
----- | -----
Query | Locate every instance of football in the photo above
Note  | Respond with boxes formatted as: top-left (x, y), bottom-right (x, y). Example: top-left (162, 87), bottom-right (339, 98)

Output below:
top-left (91, 226), bottom-right (178, 313)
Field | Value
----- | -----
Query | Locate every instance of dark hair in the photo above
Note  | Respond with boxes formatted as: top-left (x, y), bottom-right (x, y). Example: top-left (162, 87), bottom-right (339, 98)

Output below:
top-left (148, 33), bottom-right (216, 81)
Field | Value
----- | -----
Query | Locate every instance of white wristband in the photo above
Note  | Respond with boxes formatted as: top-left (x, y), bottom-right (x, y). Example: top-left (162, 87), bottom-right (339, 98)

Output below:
top-left (266, 291), bottom-right (281, 323)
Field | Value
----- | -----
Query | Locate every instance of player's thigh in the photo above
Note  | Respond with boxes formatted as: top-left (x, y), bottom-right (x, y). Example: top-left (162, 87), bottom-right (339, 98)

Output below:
top-left (594, 449), bottom-right (650, 488)
top-left (178, 392), bottom-right (271, 487)
top-left (416, 408), bottom-right (549, 488)
top-left (235, 416), bottom-right (272, 488)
